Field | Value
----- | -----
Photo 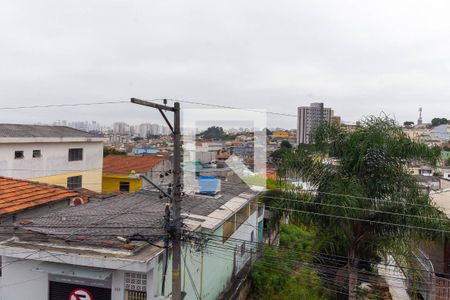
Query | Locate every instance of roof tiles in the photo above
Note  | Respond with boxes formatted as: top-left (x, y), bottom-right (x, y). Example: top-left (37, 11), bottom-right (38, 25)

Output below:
top-left (0, 177), bottom-right (79, 215)
top-left (103, 155), bottom-right (166, 175)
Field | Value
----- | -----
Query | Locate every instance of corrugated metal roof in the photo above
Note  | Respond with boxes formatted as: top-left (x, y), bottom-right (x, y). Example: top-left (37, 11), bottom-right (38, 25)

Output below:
top-left (0, 124), bottom-right (100, 138)
top-left (0, 177), bottom-right (79, 215)
top-left (103, 155), bottom-right (166, 175)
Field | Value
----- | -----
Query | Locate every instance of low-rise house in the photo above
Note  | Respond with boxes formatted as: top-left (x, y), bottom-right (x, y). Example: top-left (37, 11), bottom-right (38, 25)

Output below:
top-left (0, 124), bottom-right (106, 192)
top-left (102, 155), bottom-right (172, 193)
top-left (0, 181), bottom-right (264, 300)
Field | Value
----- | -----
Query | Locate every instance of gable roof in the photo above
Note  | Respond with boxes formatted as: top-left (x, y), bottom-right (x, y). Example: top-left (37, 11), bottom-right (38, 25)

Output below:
top-left (103, 155), bottom-right (166, 175)
top-left (0, 124), bottom-right (100, 138)
top-left (0, 177), bottom-right (79, 215)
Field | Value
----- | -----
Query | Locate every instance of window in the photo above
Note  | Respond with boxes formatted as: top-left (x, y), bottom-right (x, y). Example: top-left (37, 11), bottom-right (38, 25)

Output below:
top-left (125, 272), bottom-right (147, 300)
top-left (125, 291), bottom-right (146, 300)
top-left (67, 175), bottom-right (82, 189)
top-left (14, 151), bottom-right (24, 159)
top-left (120, 181), bottom-right (130, 192)
top-left (68, 148), bottom-right (83, 161)
top-left (32, 150), bottom-right (41, 158)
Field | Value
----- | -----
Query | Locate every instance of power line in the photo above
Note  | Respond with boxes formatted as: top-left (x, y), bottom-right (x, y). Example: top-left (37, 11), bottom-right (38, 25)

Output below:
top-left (0, 101), bottom-right (128, 110)
top-left (272, 187), bottom-right (450, 209)
top-left (264, 204), bottom-right (450, 234)
top-left (161, 98), bottom-right (297, 118)
top-left (262, 194), bottom-right (450, 224)
top-left (0, 98), bottom-right (300, 120)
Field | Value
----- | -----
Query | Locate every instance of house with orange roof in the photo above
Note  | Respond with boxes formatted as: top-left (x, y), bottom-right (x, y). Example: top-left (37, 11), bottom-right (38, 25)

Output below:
top-left (102, 155), bottom-right (172, 193)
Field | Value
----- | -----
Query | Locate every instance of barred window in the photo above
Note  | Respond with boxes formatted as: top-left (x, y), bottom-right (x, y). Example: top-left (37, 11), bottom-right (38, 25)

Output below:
top-left (67, 175), bottom-right (82, 189)
top-left (125, 272), bottom-right (147, 292)
top-left (68, 148), bottom-right (83, 161)
top-left (125, 290), bottom-right (147, 300)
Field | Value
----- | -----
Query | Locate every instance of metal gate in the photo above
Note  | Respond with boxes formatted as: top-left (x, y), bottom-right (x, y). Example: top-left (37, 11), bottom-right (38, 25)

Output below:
top-left (49, 281), bottom-right (112, 300)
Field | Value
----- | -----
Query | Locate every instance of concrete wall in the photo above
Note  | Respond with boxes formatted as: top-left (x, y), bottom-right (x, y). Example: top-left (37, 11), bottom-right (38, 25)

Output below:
top-left (0, 258), bottom-right (49, 300)
top-left (33, 168), bottom-right (103, 193)
top-left (157, 210), bottom-right (259, 300)
top-left (0, 258), bottom-right (155, 300)
top-left (0, 141), bottom-right (103, 192)
top-left (144, 160), bottom-right (173, 187)
top-left (102, 160), bottom-right (172, 193)
top-left (102, 175), bottom-right (142, 193)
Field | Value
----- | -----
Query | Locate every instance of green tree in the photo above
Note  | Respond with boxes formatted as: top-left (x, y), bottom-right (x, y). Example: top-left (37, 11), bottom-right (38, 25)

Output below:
top-left (251, 225), bottom-right (329, 300)
top-left (431, 117), bottom-right (449, 127)
top-left (271, 141), bottom-right (293, 165)
top-left (403, 121), bottom-right (414, 128)
top-left (445, 157), bottom-right (450, 167)
top-left (275, 117), bottom-right (445, 299)
top-left (103, 148), bottom-right (127, 157)
top-left (199, 126), bottom-right (235, 140)
top-left (280, 140), bottom-right (292, 149)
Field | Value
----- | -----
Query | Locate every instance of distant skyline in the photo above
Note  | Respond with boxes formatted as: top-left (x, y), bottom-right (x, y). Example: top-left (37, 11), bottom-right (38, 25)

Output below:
top-left (2, 1), bottom-right (450, 128)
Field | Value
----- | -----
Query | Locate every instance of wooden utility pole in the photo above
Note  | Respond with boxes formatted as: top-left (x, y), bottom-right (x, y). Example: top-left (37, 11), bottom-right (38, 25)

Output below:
top-left (130, 98), bottom-right (182, 300)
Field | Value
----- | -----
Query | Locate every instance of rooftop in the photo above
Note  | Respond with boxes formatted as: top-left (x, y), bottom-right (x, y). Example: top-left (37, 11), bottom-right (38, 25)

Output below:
top-left (103, 154), bottom-right (166, 175)
top-left (0, 177), bottom-right (79, 216)
top-left (14, 182), bottom-right (257, 251)
top-left (0, 124), bottom-right (100, 138)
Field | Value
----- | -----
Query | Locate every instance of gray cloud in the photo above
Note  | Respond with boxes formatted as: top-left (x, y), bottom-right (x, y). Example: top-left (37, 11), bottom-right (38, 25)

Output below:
top-left (1, 0), bottom-right (450, 128)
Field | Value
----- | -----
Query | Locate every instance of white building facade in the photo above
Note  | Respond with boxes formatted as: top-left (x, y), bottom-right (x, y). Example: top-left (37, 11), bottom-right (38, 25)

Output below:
top-left (0, 124), bottom-right (106, 192)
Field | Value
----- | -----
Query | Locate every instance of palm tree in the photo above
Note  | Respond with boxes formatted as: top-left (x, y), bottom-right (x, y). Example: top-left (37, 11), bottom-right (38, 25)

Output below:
top-left (271, 117), bottom-right (446, 299)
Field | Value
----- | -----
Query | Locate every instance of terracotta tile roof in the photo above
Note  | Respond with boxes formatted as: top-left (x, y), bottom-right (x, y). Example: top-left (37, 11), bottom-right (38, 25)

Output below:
top-left (103, 155), bottom-right (166, 175)
top-left (0, 177), bottom-right (79, 216)
top-left (216, 153), bottom-right (230, 160)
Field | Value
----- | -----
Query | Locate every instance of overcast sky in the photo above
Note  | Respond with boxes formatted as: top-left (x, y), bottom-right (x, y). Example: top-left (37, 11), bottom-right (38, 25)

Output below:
top-left (1, 0), bottom-right (450, 129)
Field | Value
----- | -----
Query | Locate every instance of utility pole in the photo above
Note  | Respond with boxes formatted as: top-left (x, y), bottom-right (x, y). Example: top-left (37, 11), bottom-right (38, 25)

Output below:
top-left (130, 98), bottom-right (182, 300)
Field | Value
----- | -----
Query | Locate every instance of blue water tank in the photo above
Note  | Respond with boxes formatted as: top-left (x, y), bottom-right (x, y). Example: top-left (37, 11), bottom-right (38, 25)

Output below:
top-left (198, 176), bottom-right (221, 195)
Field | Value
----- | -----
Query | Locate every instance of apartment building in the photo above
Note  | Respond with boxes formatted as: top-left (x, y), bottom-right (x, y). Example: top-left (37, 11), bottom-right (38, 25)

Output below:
top-left (0, 124), bottom-right (106, 192)
top-left (297, 102), bottom-right (334, 144)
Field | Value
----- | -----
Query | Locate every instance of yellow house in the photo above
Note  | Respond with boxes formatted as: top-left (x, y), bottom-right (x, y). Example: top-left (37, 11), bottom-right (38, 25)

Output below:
top-left (271, 131), bottom-right (289, 139)
top-left (102, 154), bottom-right (172, 193)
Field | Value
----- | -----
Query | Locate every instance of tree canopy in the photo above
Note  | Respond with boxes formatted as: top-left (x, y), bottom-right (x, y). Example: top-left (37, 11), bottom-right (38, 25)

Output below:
top-left (403, 121), bottom-right (414, 128)
top-left (269, 117), bottom-right (446, 299)
top-left (198, 126), bottom-right (235, 140)
top-left (431, 117), bottom-right (449, 127)
top-left (103, 148), bottom-right (127, 157)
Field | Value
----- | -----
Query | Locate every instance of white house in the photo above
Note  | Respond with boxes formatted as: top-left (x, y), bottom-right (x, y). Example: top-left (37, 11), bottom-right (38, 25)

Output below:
top-left (0, 124), bottom-right (106, 192)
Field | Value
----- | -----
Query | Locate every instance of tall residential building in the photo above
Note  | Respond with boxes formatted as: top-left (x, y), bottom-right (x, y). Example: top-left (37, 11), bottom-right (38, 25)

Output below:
top-left (113, 122), bottom-right (130, 134)
top-left (297, 102), bottom-right (334, 144)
